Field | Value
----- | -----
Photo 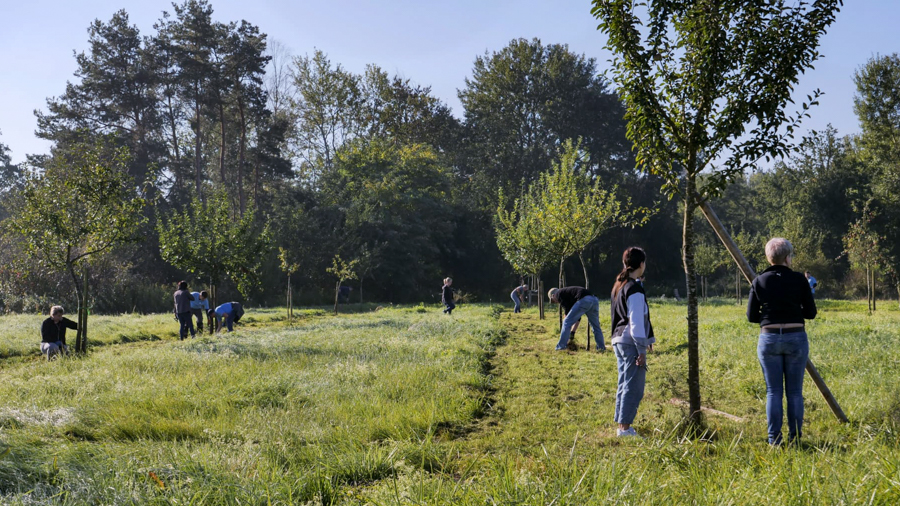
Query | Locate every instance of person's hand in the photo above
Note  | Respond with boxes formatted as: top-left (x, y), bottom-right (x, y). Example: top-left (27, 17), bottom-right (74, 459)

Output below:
top-left (636, 353), bottom-right (646, 367)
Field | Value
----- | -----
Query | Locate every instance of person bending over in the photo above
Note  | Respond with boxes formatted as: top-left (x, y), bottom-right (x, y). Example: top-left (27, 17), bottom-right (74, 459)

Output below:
top-left (190, 290), bottom-right (211, 334)
top-left (209, 301), bottom-right (245, 333)
top-left (610, 247), bottom-right (655, 437)
top-left (41, 305), bottom-right (77, 360)
top-left (510, 284), bottom-right (528, 313)
top-left (748, 238), bottom-right (817, 446)
top-left (548, 286), bottom-right (606, 351)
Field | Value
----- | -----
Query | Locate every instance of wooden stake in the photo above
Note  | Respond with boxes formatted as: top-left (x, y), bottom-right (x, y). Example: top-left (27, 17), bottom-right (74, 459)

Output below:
top-left (699, 200), bottom-right (848, 423)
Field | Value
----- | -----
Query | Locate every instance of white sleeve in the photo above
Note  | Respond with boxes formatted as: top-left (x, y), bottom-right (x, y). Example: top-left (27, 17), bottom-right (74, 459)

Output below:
top-left (626, 292), bottom-right (648, 339)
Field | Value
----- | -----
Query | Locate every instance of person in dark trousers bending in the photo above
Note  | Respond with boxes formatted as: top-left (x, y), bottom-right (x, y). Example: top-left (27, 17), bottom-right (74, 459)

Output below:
top-left (209, 301), bottom-right (244, 333)
top-left (548, 286), bottom-right (606, 351)
top-left (748, 238), bottom-right (817, 446)
top-left (41, 305), bottom-right (77, 360)
top-left (173, 281), bottom-right (196, 340)
top-left (190, 290), bottom-right (211, 334)
top-left (610, 247), bottom-right (655, 437)
top-left (510, 284), bottom-right (528, 313)
top-left (441, 277), bottom-right (455, 315)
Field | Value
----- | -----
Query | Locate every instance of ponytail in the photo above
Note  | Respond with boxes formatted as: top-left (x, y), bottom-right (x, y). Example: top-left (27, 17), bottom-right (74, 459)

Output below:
top-left (612, 247), bottom-right (646, 297)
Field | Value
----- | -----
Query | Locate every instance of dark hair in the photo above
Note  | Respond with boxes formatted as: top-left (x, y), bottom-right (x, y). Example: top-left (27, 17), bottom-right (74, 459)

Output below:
top-left (200, 290), bottom-right (209, 299)
top-left (612, 247), bottom-right (647, 297)
top-left (177, 280), bottom-right (188, 290)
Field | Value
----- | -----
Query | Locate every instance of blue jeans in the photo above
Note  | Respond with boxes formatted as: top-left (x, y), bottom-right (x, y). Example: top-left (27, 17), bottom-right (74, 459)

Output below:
top-left (443, 301), bottom-right (455, 315)
top-left (511, 292), bottom-right (522, 313)
top-left (758, 331), bottom-right (809, 445)
top-left (556, 296), bottom-right (605, 350)
top-left (177, 311), bottom-right (195, 339)
top-left (213, 311), bottom-right (235, 332)
top-left (614, 342), bottom-right (646, 424)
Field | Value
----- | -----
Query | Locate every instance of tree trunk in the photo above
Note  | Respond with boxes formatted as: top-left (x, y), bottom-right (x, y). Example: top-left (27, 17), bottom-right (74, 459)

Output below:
top-left (538, 279), bottom-right (545, 320)
top-left (219, 102), bottom-right (227, 186)
top-left (683, 176), bottom-right (703, 428)
top-left (359, 277), bottom-right (364, 304)
top-left (872, 269), bottom-right (877, 312)
top-left (237, 96), bottom-right (247, 216)
top-left (334, 281), bottom-right (340, 316)
top-left (866, 265), bottom-right (871, 312)
top-left (194, 92), bottom-right (203, 201)
top-left (80, 267), bottom-right (89, 353)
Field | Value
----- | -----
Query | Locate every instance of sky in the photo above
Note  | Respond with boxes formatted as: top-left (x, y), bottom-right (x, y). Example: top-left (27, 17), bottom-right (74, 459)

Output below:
top-left (1, 0), bottom-right (898, 165)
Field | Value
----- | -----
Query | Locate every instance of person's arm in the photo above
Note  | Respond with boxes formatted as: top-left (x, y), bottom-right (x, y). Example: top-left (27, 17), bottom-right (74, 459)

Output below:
top-left (801, 278), bottom-right (817, 320)
top-left (746, 283), bottom-right (761, 323)
top-left (626, 292), bottom-right (651, 356)
top-left (63, 317), bottom-right (78, 330)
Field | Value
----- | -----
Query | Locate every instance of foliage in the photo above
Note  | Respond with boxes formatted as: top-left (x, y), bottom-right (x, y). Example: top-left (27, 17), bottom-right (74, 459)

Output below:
top-left (5, 137), bottom-right (146, 297)
top-left (157, 190), bottom-right (271, 298)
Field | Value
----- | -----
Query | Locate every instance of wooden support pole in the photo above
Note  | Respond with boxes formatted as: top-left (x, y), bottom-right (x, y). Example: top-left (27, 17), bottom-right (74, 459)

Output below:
top-left (698, 200), bottom-right (848, 423)
top-left (80, 266), bottom-right (89, 353)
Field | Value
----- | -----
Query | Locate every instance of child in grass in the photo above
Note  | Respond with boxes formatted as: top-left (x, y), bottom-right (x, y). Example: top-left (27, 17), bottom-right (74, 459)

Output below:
top-left (441, 277), bottom-right (455, 315)
top-left (610, 247), bottom-right (655, 437)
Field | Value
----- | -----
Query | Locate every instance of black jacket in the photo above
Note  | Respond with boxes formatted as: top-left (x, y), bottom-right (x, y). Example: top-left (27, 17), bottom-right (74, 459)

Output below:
top-left (41, 317), bottom-right (77, 344)
top-left (556, 287), bottom-right (593, 314)
top-left (747, 265), bottom-right (817, 326)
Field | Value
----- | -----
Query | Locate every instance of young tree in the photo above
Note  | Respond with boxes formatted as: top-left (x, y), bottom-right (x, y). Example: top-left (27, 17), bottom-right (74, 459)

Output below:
top-left (6, 137), bottom-right (146, 352)
top-left (327, 255), bottom-right (358, 315)
top-left (593, 0), bottom-right (842, 426)
top-left (157, 190), bottom-right (271, 300)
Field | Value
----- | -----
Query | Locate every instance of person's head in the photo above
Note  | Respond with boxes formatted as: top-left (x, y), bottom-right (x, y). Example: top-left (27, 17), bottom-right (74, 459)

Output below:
top-left (804, 271), bottom-right (811, 278)
top-left (522, 284), bottom-right (529, 291)
top-left (444, 277), bottom-right (452, 286)
top-left (547, 288), bottom-right (559, 304)
top-left (50, 305), bottom-right (64, 323)
top-left (765, 238), bottom-right (793, 267)
top-left (613, 247), bottom-right (647, 296)
top-left (177, 280), bottom-right (188, 291)
top-left (200, 290), bottom-right (209, 300)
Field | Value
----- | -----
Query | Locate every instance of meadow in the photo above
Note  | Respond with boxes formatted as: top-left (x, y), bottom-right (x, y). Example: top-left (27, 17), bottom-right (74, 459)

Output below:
top-left (0, 300), bottom-right (898, 504)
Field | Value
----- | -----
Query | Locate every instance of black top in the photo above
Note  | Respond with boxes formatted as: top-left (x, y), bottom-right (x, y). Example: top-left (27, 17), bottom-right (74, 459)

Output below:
top-left (232, 302), bottom-right (244, 322)
top-left (41, 317), bottom-right (78, 344)
top-left (556, 286), bottom-right (593, 314)
top-left (611, 279), bottom-right (654, 339)
top-left (174, 289), bottom-right (194, 314)
top-left (747, 265), bottom-right (817, 326)
top-left (442, 285), bottom-right (453, 304)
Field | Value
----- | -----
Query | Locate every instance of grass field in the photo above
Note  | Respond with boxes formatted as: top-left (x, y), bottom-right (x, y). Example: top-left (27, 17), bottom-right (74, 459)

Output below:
top-left (0, 300), bottom-right (899, 504)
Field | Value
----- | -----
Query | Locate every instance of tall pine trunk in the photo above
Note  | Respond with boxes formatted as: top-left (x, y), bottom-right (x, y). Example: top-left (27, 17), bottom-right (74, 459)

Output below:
top-left (237, 96), bottom-right (247, 216)
top-left (683, 175), bottom-right (703, 427)
top-left (194, 92), bottom-right (203, 200)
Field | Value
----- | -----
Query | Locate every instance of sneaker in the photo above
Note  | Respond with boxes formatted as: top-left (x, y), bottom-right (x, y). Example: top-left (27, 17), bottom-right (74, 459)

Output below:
top-left (616, 427), bottom-right (641, 438)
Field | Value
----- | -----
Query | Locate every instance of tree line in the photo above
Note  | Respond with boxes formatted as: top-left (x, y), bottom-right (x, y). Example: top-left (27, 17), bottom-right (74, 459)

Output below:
top-left (0, 0), bottom-right (896, 314)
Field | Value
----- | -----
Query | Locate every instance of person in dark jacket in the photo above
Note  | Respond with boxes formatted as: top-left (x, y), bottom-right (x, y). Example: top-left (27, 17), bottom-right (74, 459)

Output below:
top-left (40, 305), bottom-right (77, 360)
top-left (441, 277), bottom-right (455, 315)
top-left (747, 238), bottom-right (817, 446)
top-left (548, 286), bottom-right (606, 351)
top-left (173, 281), bottom-right (196, 340)
top-left (610, 247), bottom-right (655, 437)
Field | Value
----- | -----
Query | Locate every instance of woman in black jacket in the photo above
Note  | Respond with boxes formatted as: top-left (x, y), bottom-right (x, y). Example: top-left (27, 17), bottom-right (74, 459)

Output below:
top-left (40, 305), bottom-right (77, 360)
top-left (747, 238), bottom-right (817, 446)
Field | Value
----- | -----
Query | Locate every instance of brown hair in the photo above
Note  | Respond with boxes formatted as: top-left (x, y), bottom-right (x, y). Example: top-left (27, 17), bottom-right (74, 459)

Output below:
top-left (612, 247), bottom-right (646, 297)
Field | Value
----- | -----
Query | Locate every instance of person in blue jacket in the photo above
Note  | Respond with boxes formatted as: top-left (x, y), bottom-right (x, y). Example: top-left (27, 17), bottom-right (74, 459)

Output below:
top-left (190, 290), bottom-right (210, 334)
top-left (208, 301), bottom-right (245, 333)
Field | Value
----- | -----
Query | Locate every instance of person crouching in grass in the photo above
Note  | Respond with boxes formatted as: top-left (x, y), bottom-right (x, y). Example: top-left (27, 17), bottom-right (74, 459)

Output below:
top-left (748, 238), bottom-right (816, 446)
top-left (41, 305), bottom-right (77, 360)
top-left (610, 247), bottom-right (654, 437)
top-left (208, 301), bottom-right (244, 333)
top-left (548, 286), bottom-right (606, 351)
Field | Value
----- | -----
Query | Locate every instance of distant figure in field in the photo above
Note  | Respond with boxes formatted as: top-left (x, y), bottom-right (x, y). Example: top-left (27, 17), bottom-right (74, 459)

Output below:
top-left (548, 286), bottom-right (606, 352)
top-left (338, 285), bottom-right (352, 303)
top-left (610, 247), bottom-right (655, 437)
top-left (40, 305), bottom-right (77, 360)
top-left (190, 290), bottom-right (210, 334)
top-left (748, 238), bottom-right (817, 446)
top-left (510, 284), bottom-right (528, 313)
top-left (805, 271), bottom-right (817, 296)
top-left (441, 277), bottom-right (455, 315)
top-left (173, 281), bottom-right (196, 340)
top-left (209, 301), bottom-right (245, 333)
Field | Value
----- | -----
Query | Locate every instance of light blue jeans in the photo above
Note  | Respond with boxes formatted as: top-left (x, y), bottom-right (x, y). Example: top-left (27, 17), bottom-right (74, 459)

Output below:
top-left (758, 330), bottom-right (809, 445)
top-left (614, 342), bottom-right (646, 424)
top-left (555, 296), bottom-right (605, 350)
top-left (511, 292), bottom-right (522, 313)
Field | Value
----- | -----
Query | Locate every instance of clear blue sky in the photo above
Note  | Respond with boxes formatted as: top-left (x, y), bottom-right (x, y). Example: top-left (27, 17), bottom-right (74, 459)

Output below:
top-left (1, 0), bottom-right (898, 165)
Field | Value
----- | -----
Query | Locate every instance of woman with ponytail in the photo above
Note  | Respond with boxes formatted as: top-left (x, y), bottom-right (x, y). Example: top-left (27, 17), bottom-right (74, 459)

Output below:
top-left (610, 247), bottom-right (655, 437)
